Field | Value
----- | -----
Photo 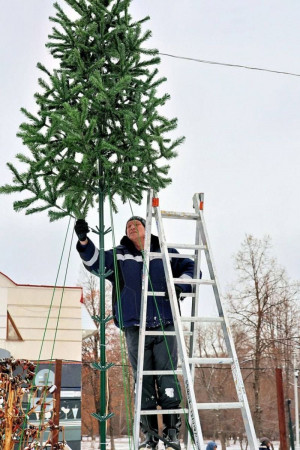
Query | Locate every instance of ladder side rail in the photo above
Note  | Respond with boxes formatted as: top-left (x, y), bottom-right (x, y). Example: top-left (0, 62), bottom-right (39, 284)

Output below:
top-left (186, 216), bottom-right (203, 450)
top-left (189, 217), bottom-right (203, 368)
top-left (193, 194), bottom-right (258, 450)
top-left (133, 190), bottom-right (154, 448)
top-left (153, 197), bottom-right (204, 450)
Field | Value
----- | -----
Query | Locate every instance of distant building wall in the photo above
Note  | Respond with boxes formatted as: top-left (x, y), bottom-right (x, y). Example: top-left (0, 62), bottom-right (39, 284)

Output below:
top-left (0, 272), bottom-right (83, 449)
top-left (0, 272), bottom-right (82, 361)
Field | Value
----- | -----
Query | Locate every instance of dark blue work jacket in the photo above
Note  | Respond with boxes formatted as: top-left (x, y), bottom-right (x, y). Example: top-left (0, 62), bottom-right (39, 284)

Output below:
top-left (77, 234), bottom-right (194, 328)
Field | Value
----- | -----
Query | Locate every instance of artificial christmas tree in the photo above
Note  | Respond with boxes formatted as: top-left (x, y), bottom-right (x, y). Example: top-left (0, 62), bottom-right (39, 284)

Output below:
top-left (1, 0), bottom-right (183, 219)
top-left (1, 1), bottom-right (184, 447)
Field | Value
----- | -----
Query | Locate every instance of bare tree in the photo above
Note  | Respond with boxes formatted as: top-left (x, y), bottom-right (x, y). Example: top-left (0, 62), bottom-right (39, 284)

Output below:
top-left (80, 269), bottom-right (134, 443)
top-left (192, 324), bottom-right (242, 449)
top-left (264, 279), bottom-right (299, 398)
top-left (227, 234), bottom-right (299, 436)
top-left (81, 270), bottom-right (100, 361)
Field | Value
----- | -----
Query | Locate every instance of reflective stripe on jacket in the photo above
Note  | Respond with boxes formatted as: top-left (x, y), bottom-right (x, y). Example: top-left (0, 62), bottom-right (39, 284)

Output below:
top-left (77, 234), bottom-right (194, 328)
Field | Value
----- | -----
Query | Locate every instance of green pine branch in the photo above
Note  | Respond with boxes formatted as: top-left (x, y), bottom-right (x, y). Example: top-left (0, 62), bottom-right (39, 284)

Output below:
top-left (1, 0), bottom-right (185, 220)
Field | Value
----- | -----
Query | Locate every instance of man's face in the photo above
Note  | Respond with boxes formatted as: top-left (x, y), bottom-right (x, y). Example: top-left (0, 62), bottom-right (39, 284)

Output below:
top-left (126, 220), bottom-right (145, 243)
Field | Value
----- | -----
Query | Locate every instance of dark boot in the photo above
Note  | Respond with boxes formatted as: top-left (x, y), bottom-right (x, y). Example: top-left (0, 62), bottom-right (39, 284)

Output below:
top-left (139, 415), bottom-right (159, 449)
top-left (162, 414), bottom-right (181, 450)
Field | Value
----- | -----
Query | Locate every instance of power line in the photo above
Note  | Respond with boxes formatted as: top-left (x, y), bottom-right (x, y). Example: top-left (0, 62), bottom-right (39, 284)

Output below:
top-left (159, 52), bottom-right (300, 78)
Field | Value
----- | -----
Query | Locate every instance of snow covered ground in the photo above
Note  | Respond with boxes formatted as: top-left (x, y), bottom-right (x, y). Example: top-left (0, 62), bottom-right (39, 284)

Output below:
top-left (81, 437), bottom-right (280, 449)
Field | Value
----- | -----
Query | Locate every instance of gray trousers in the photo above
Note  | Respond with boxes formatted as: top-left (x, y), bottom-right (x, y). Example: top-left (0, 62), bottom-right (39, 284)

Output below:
top-left (124, 324), bottom-right (182, 410)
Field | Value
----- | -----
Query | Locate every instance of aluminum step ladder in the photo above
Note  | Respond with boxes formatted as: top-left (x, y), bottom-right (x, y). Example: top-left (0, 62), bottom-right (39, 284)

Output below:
top-left (133, 190), bottom-right (257, 450)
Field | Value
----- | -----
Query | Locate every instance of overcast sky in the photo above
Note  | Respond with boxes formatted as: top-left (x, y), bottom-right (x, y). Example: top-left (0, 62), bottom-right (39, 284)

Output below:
top-left (1, 0), bottom-right (300, 296)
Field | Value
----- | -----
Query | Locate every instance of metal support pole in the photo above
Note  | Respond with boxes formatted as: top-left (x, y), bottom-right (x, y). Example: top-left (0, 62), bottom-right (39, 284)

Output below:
top-left (287, 399), bottom-right (295, 450)
top-left (52, 359), bottom-right (62, 446)
top-left (98, 161), bottom-right (106, 450)
top-left (275, 368), bottom-right (288, 450)
top-left (295, 367), bottom-right (300, 450)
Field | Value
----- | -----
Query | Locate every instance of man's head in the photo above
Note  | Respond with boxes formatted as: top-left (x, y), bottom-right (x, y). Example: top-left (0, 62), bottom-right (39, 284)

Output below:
top-left (206, 441), bottom-right (217, 450)
top-left (260, 438), bottom-right (271, 448)
top-left (126, 216), bottom-right (146, 250)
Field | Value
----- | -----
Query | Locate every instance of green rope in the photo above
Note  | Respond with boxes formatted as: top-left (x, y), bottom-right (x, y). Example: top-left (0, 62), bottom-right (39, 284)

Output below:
top-left (18, 217), bottom-right (73, 448)
top-left (108, 194), bottom-right (134, 449)
top-left (49, 224), bottom-right (74, 360)
top-left (38, 217), bottom-right (72, 363)
top-left (37, 219), bottom-right (75, 433)
top-left (37, 222), bottom-right (75, 442)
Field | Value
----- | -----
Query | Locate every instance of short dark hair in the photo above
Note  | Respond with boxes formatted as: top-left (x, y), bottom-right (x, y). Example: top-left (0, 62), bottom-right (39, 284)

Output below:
top-left (260, 438), bottom-right (271, 446)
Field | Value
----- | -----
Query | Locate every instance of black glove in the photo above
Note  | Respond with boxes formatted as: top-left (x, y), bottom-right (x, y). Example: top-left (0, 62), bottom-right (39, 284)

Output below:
top-left (165, 285), bottom-right (183, 301)
top-left (75, 219), bottom-right (90, 241)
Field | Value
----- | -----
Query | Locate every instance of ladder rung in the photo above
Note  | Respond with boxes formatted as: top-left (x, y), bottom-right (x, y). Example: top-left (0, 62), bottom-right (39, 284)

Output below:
top-left (147, 290), bottom-right (197, 297)
top-left (147, 291), bottom-right (165, 296)
top-left (166, 243), bottom-right (206, 250)
top-left (161, 211), bottom-right (198, 220)
top-left (170, 254), bottom-right (196, 259)
top-left (149, 252), bottom-right (196, 259)
top-left (143, 370), bottom-right (183, 375)
top-left (145, 331), bottom-right (193, 336)
top-left (180, 292), bottom-right (196, 297)
top-left (173, 278), bottom-right (215, 285)
top-left (196, 402), bottom-right (242, 410)
top-left (188, 358), bottom-right (233, 365)
top-left (181, 316), bottom-right (224, 323)
top-left (141, 408), bottom-right (188, 415)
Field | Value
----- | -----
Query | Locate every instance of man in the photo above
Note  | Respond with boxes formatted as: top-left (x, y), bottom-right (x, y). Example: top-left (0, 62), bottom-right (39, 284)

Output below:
top-left (259, 437), bottom-right (272, 450)
top-left (75, 216), bottom-right (194, 450)
top-left (206, 441), bottom-right (217, 450)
